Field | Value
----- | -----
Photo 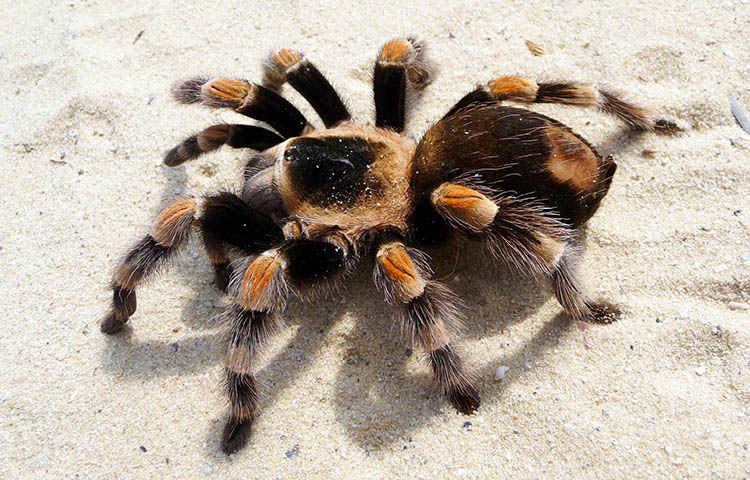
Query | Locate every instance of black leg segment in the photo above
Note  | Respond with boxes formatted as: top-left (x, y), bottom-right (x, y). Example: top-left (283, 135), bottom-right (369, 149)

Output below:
top-left (374, 38), bottom-right (437, 132)
top-left (264, 48), bottom-right (350, 127)
top-left (164, 124), bottom-right (283, 166)
top-left (172, 77), bottom-right (311, 138)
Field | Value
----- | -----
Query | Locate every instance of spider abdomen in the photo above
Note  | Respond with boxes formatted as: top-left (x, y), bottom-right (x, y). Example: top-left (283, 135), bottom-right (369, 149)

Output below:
top-left (411, 104), bottom-right (616, 228)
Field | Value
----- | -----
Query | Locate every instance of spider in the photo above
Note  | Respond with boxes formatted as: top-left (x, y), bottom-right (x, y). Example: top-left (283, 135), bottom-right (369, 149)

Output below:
top-left (101, 37), bottom-right (678, 454)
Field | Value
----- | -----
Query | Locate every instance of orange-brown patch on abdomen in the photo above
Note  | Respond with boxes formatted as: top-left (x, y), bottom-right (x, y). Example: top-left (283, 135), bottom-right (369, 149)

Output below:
top-left (544, 126), bottom-right (600, 192)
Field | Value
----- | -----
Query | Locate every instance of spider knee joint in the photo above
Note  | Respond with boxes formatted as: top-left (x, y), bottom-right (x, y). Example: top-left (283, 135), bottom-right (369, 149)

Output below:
top-left (375, 242), bottom-right (427, 303)
top-left (152, 198), bottom-right (197, 247)
top-left (431, 183), bottom-right (498, 232)
top-left (232, 251), bottom-right (287, 312)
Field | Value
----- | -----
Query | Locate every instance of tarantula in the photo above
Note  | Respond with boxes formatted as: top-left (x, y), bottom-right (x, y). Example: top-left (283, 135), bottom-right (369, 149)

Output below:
top-left (101, 38), bottom-right (677, 454)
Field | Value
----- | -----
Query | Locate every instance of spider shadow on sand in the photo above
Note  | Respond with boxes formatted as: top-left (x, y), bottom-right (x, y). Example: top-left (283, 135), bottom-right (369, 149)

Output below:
top-left (329, 239), bottom-right (581, 453)
top-left (99, 232), bottom-right (586, 456)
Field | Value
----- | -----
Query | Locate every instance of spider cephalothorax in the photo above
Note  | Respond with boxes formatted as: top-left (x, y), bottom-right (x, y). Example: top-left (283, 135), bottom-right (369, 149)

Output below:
top-left (101, 38), bottom-right (678, 454)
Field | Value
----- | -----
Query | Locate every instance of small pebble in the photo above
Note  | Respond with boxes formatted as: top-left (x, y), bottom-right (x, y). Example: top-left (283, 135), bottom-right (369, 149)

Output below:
top-left (695, 366), bottom-right (706, 376)
top-left (721, 46), bottom-right (735, 58)
top-left (463, 421), bottom-right (472, 429)
top-left (664, 445), bottom-right (674, 454)
top-left (730, 96), bottom-right (750, 134)
top-left (525, 39), bottom-right (546, 55)
top-left (405, 347), bottom-right (413, 356)
top-left (494, 365), bottom-right (510, 381)
top-left (168, 342), bottom-right (179, 352)
top-left (139, 445), bottom-right (147, 452)
top-left (295, 352), bottom-right (305, 361)
top-left (284, 444), bottom-right (300, 459)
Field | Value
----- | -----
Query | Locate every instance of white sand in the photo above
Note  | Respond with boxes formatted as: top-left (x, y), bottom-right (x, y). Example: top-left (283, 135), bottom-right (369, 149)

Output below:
top-left (2, 1), bottom-right (749, 478)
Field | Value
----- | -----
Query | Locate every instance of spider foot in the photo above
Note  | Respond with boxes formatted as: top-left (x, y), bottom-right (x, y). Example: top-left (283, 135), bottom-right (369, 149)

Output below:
top-left (100, 311), bottom-right (126, 334)
top-left (584, 301), bottom-right (621, 325)
top-left (654, 118), bottom-right (682, 135)
top-left (448, 384), bottom-right (480, 415)
top-left (221, 417), bottom-right (253, 455)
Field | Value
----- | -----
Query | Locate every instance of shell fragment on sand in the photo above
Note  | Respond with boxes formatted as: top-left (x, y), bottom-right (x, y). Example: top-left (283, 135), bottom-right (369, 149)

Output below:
top-left (729, 96), bottom-right (750, 134)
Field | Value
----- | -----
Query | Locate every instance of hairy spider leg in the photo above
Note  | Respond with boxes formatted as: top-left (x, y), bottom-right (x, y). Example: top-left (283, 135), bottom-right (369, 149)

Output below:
top-left (445, 76), bottom-right (679, 133)
top-left (373, 38), bottom-right (437, 132)
top-left (198, 192), bottom-right (285, 291)
top-left (172, 76), bottom-right (313, 138)
top-left (101, 197), bottom-right (197, 334)
top-left (263, 48), bottom-right (350, 128)
top-left (430, 184), bottom-right (619, 323)
top-left (101, 192), bottom-right (284, 334)
top-left (373, 239), bottom-right (479, 414)
top-left (220, 236), bottom-right (349, 454)
top-left (164, 124), bottom-right (283, 166)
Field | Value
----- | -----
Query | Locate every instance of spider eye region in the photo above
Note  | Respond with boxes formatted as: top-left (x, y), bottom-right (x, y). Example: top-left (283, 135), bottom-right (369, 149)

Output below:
top-left (283, 136), bottom-right (376, 206)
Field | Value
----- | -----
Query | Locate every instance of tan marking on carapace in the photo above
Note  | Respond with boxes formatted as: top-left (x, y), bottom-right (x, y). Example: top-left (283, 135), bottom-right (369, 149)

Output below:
top-left (377, 243), bottom-right (426, 302)
top-left (240, 252), bottom-right (282, 311)
top-left (432, 183), bottom-right (498, 231)
top-left (203, 78), bottom-right (251, 106)
top-left (488, 76), bottom-right (539, 102)
top-left (153, 198), bottom-right (196, 247)
top-left (300, 123), bottom-right (316, 136)
top-left (545, 126), bottom-right (600, 191)
top-left (379, 39), bottom-right (412, 63)
top-left (273, 48), bottom-right (303, 71)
